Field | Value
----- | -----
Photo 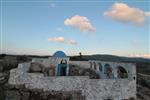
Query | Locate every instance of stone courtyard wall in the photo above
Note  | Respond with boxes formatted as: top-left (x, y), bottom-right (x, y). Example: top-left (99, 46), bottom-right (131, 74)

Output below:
top-left (8, 63), bottom-right (136, 100)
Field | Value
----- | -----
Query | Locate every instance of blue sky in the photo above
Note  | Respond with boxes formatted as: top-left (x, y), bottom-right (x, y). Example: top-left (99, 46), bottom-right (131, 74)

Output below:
top-left (0, 0), bottom-right (150, 58)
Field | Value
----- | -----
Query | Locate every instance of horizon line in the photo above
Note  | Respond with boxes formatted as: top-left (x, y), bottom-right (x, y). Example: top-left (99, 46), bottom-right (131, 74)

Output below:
top-left (1, 53), bottom-right (150, 59)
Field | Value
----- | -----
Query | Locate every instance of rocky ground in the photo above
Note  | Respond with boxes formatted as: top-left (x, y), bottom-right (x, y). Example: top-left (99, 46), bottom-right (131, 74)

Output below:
top-left (0, 55), bottom-right (150, 100)
top-left (136, 73), bottom-right (150, 100)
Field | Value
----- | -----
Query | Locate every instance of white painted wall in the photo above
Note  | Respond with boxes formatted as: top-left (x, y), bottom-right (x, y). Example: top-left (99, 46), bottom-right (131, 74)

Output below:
top-left (9, 67), bottom-right (136, 100)
top-left (8, 58), bottom-right (137, 100)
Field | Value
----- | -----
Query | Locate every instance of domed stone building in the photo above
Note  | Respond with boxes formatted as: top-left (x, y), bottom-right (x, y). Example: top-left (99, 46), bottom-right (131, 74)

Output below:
top-left (53, 51), bottom-right (67, 57)
top-left (51, 51), bottom-right (69, 76)
top-left (8, 51), bottom-right (136, 100)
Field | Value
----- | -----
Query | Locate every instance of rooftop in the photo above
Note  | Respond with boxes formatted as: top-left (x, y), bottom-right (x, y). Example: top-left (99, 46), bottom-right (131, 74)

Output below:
top-left (53, 51), bottom-right (66, 57)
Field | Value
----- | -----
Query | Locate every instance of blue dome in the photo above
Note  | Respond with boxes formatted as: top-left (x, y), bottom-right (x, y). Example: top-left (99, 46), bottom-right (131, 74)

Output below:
top-left (53, 51), bottom-right (66, 57)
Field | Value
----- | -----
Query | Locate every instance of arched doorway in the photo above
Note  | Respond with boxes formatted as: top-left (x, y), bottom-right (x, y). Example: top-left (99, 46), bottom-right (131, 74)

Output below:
top-left (104, 64), bottom-right (113, 79)
top-left (57, 59), bottom-right (67, 76)
top-left (117, 66), bottom-right (128, 78)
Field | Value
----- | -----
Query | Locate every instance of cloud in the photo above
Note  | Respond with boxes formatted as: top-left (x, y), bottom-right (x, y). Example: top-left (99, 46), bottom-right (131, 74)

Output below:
top-left (104, 3), bottom-right (150, 24)
top-left (145, 12), bottom-right (150, 17)
top-left (67, 39), bottom-right (77, 45)
top-left (48, 37), bottom-right (65, 43)
top-left (128, 54), bottom-right (150, 59)
top-left (48, 37), bottom-right (77, 45)
top-left (64, 15), bottom-right (96, 32)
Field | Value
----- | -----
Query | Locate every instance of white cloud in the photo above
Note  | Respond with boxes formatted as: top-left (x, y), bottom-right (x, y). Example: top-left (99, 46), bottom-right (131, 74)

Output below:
top-left (67, 39), bottom-right (77, 45)
top-left (48, 37), bottom-right (77, 45)
top-left (48, 37), bottom-right (65, 43)
top-left (104, 3), bottom-right (150, 24)
top-left (64, 15), bottom-right (96, 32)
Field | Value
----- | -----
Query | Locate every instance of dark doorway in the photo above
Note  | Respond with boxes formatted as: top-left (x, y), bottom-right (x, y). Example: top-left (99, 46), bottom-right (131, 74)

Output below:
top-left (60, 64), bottom-right (67, 76)
top-left (57, 59), bottom-right (67, 76)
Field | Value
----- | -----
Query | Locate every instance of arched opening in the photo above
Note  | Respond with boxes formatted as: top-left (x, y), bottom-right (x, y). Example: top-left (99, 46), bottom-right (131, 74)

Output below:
top-left (57, 59), bottom-right (67, 76)
top-left (93, 62), bottom-right (97, 70)
top-left (61, 59), bottom-right (67, 64)
top-left (117, 66), bottom-right (128, 78)
top-left (99, 63), bottom-right (102, 72)
top-left (104, 64), bottom-right (113, 79)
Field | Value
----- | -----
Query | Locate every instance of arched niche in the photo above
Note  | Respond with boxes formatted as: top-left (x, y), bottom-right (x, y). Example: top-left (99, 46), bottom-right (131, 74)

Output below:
top-left (117, 66), bottom-right (128, 78)
top-left (98, 63), bottom-right (103, 72)
top-left (104, 64), bottom-right (113, 79)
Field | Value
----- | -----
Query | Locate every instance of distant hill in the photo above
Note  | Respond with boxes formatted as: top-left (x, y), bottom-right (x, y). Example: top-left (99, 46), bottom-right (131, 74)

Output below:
top-left (1, 53), bottom-right (149, 63)
top-left (70, 54), bottom-right (150, 63)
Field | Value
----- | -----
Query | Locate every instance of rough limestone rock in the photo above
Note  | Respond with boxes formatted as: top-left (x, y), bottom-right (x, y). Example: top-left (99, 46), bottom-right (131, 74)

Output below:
top-left (8, 60), bottom-right (136, 100)
top-left (0, 72), bottom-right (9, 85)
top-left (9, 67), bottom-right (136, 100)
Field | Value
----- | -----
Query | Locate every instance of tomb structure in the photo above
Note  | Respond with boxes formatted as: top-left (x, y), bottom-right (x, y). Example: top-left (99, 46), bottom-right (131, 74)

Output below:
top-left (8, 51), bottom-right (136, 100)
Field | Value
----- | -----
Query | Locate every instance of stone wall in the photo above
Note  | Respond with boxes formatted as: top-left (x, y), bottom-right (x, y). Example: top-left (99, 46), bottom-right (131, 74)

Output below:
top-left (8, 63), bottom-right (136, 100)
top-left (70, 60), bottom-right (136, 80)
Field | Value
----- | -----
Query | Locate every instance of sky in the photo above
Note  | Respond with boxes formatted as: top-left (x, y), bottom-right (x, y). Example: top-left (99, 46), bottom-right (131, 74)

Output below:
top-left (0, 0), bottom-right (150, 58)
